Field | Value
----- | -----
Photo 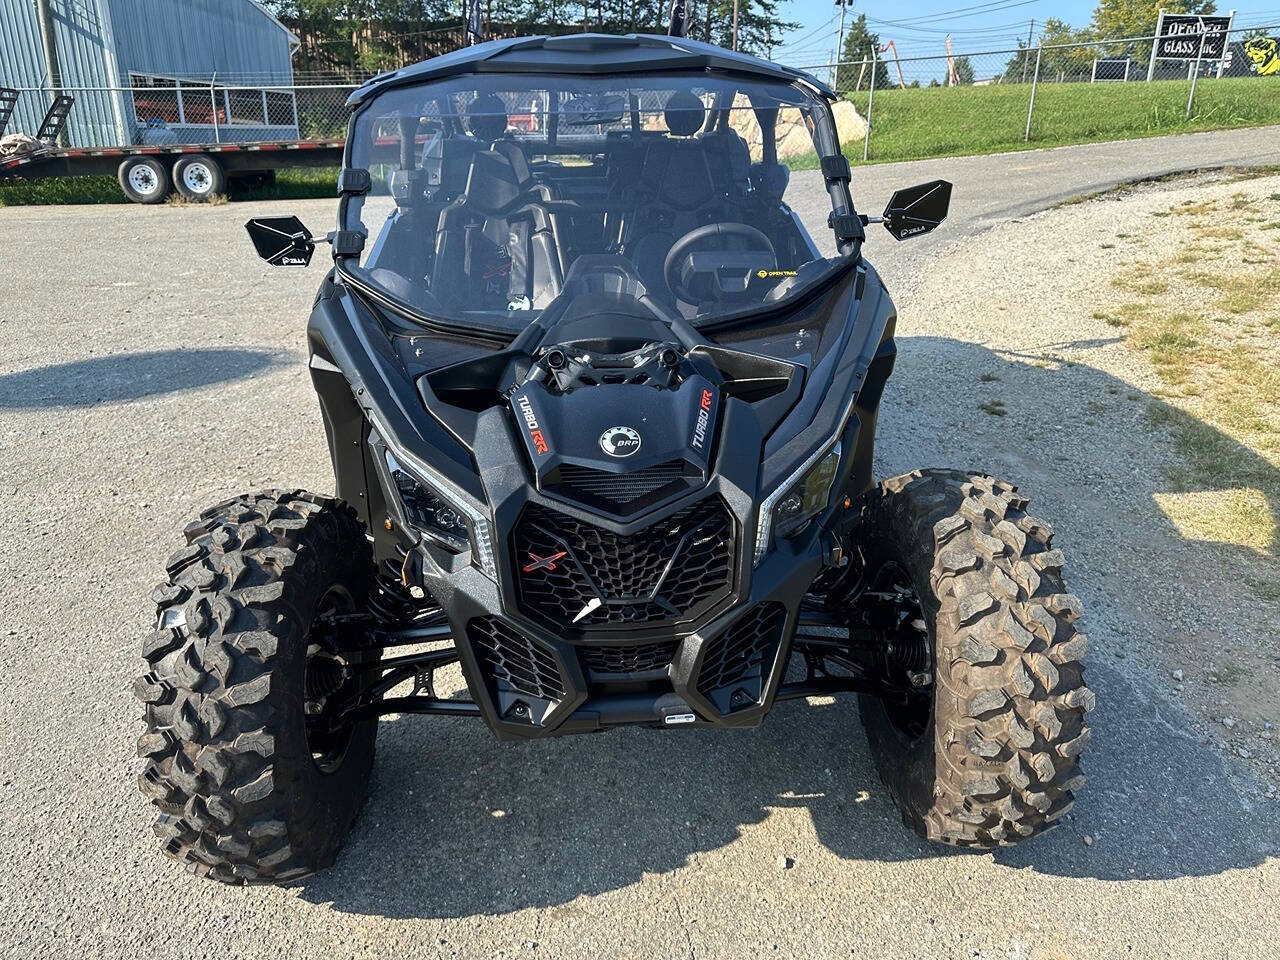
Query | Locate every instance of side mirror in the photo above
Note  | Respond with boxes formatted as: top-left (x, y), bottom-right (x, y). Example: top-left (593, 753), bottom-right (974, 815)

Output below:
top-left (882, 180), bottom-right (952, 241)
top-left (246, 216), bottom-right (316, 266)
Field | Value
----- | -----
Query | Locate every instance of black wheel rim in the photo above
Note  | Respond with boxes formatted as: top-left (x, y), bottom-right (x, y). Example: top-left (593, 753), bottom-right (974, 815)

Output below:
top-left (304, 585), bottom-right (360, 773)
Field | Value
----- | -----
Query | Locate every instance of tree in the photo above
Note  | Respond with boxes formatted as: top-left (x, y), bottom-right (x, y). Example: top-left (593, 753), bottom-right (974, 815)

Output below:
top-left (686, 0), bottom-right (798, 56)
top-left (263, 0), bottom-right (794, 74)
top-left (1090, 0), bottom-right (1216, 40)
top-left (834, 14), bottom-right (891, 91)
top-left (1001, 41), bottom-right (1035, 82)
top-left (951, 55), bottom-right (974, 84)
top-left (1037, 16), bottom-right (1102, 81)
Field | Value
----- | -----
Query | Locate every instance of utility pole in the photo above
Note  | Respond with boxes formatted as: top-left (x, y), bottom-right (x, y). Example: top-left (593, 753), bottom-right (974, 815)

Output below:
top-left (831, 0), bottom-right (852, 89)
top-left (945, 34), bottom-right (957, 86)
top-left (1021, 18), bottom-right (1035, 82)
top-left (35, 0), bottom-right (62, 101)
top-left (732, 0), bottom-right (739, 51)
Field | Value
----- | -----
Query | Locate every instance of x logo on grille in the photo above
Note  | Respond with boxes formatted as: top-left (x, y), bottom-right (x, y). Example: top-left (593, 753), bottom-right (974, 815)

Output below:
top-left (523, 550), bottom-right (567, 573)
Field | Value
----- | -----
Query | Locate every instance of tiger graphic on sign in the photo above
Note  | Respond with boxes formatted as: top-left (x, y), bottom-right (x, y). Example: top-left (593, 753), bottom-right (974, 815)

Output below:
top-left (1244, 36), bottom-right (1280, 75)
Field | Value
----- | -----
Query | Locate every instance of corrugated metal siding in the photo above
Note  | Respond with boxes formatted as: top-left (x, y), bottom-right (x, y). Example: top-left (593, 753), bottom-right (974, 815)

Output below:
top-left (107, 0), bottom-right (296, 144)
top-left (1, 1), bottom-right (124, 146)
top-left (0, 0), bottom-right (51, 138)
top-left (51, 0), bottom-right (119, 146)
top-left (106, 0), bottom-right (294, 82)
top-left (1, 0), bottom-right (295, 147)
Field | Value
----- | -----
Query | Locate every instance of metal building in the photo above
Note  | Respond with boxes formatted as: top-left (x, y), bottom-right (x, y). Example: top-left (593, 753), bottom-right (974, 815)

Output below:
top-left (1, 0), bottom-right (300, 147)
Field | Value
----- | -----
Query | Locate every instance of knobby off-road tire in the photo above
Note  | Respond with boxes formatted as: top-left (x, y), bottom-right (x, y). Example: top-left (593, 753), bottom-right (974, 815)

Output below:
top-left (857, 470), bottom-right (1094, 847)
top-left (135, 490), bottom-right (378, 883)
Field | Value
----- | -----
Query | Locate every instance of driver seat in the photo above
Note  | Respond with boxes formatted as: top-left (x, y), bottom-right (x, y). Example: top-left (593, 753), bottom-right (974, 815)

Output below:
top-left (621, 92), bottom-right (724, 303)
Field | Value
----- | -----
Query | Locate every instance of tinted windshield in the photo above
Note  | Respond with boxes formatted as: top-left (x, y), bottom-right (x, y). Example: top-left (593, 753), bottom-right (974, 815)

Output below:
top-left (343, 72), bottom-right (845, 335)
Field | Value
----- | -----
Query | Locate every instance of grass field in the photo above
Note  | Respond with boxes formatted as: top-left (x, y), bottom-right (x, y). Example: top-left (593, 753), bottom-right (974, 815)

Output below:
top-left (0, 166), bottom-right (338, 206)
top-left (842, 75), bottom-right (1280, 164)
top-left (1095, 178), bottom-right (1280, 565)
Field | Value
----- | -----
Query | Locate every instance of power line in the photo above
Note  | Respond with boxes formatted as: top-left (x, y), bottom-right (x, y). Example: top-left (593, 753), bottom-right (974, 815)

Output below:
top-left (867, 0), bottom-right (1046, 27)
top-left (775, 10), bottom-right (841, 51)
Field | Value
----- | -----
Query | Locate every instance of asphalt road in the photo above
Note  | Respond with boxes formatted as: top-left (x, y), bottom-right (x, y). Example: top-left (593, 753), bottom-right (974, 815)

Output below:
top-left (798, 122), bottom-right (1280, 274)
top-left (1, 127), bottom-right (1278, 960)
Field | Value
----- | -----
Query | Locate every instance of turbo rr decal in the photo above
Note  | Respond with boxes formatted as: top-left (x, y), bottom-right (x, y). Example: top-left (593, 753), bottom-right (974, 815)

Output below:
top-left (692, 387), bottom-right (715, 452)
top-left (515, 394), bottom-right (550, 455)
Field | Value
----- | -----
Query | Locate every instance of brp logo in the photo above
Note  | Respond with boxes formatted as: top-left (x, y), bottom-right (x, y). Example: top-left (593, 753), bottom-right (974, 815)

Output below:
top-left (599, 426), bottom-right (641, 458)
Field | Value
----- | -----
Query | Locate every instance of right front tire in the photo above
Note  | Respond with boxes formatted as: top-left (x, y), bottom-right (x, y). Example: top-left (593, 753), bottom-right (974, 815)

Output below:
top-left (135, 490), bottom-right (378, 884)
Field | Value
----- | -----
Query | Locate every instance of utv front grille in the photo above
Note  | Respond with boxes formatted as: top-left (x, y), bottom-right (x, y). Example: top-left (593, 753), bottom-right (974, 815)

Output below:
top-left (467, 617), bottom-right (566, 701)
top-left (578, 639), bottom-right (680, 675)
top-left (696, 603), bottom-right (786, 711)
top-left (513, 497), bottom-right (734, 629)
top-left (548, 459), bottom-right (694, 512)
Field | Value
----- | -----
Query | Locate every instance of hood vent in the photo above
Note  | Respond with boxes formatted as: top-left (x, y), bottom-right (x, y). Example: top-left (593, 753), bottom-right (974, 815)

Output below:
top-left (551, 459), bottom-right (693, 510)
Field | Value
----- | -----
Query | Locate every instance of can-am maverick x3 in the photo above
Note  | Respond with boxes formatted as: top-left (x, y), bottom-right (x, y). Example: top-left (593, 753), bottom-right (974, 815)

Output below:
top-left (136, 33), bottom-right (1092, 884)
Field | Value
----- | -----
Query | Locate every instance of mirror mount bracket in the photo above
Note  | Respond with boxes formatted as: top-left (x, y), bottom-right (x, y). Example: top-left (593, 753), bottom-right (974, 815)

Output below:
top-left (337, 168), bottom-right (372, 196)
top-left (828, 212), bottom-right (865, 243)
top-left (328, 230), bottom-right (366, 257)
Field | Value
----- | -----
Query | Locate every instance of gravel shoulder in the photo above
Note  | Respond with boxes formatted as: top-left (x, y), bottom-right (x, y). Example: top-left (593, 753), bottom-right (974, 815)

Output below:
top-left (881, 170), bottom-right (1280, 791)
top-left (0, 158), bottom-right (1278, 960)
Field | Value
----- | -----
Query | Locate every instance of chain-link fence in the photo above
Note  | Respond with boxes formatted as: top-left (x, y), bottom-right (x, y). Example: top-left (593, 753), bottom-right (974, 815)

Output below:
top-left (4, 79), bottom-right (359, 150)
top-left (804, 24), bottom-right (1280, 164)
top-left (5, 23), bottom-right (1279, 161)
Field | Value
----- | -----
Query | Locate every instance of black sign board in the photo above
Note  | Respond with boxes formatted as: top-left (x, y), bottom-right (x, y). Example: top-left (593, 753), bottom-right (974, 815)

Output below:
top-left (1094, 58), bottom-right (1133, 81)
top-left (1156, 14), bottom-right (1233, 60)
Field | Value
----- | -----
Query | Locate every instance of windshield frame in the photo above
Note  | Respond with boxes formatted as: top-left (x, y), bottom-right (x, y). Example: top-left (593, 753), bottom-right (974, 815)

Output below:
top-left (333, 69), bottom-right (861, 342)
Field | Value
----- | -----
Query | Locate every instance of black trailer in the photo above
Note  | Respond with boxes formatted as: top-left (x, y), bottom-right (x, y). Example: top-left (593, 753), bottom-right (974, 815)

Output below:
top-left (0, 85), bottom-right (343, 203)
top-left (0, 138), bottom-right (345, 203)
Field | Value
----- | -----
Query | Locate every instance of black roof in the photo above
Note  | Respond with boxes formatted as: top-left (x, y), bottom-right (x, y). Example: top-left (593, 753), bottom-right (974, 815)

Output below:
top-left (347, 33), bottom-right (834, 106)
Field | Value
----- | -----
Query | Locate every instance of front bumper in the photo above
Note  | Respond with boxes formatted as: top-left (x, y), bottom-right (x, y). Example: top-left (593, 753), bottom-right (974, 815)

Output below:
top-left (412, 499), bottom-right (826, 741)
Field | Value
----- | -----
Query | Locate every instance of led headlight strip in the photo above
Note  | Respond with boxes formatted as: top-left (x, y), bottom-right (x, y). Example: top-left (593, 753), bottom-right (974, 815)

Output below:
top-left (754, 435), bottom-right (841, 567)
top-left (753, 350), bottom-right (870, 567)
top-left (366, 410), bottom-right (498, 581)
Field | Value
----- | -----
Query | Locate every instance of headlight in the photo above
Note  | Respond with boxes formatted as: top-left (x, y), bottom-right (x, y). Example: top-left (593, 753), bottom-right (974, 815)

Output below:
top-left (384, 450), bottom-right (497, 581)
top-left (754, 441), bottom-right (841, 566)
top-left (389, 460), bottom-right (469, 551)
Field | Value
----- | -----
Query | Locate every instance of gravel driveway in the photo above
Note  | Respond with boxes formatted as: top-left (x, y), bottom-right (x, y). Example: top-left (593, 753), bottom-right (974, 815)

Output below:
top-left (1, 129), bottom-right (1278, 960)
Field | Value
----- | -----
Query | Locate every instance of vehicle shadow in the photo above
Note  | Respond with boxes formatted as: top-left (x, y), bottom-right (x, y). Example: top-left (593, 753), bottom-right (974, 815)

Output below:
top-left (0, 348), bottom-right (278, 409)
top-left (296, 336), bottom-right (1280, 920)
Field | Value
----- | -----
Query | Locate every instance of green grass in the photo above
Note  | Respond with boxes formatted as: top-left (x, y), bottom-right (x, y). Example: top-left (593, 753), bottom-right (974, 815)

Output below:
top-left (830, 75), bottom-right (1280, 165)
top-left (0, 166), bottom-right (338, 207)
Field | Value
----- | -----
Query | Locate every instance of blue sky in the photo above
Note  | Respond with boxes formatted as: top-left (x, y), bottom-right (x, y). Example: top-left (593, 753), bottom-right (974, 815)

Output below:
top-left (772, 0), bottom-right (1280, 65)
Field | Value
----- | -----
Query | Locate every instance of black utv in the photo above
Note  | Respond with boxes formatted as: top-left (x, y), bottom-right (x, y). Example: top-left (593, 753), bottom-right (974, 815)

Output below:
top-left (135, 34), bottom-right (1093, 884)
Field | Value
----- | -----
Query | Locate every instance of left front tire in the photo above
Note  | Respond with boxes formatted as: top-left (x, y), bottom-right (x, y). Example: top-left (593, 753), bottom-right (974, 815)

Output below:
top-left (135, 490), bottom-right (377, 884)
top-left (855, 470), bottom-right (1094, 847)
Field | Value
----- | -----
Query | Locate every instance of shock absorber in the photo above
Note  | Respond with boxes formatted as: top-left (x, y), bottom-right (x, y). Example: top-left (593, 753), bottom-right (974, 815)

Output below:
top-left (368, 544), bottom-right (441, 624)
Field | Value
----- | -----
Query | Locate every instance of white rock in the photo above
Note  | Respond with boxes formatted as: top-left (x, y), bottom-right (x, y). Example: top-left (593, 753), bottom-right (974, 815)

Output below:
top-left (1171, 669), bottom-right (1184, 681)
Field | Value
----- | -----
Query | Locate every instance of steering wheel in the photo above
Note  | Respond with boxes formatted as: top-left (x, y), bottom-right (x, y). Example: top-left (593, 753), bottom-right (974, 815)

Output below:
top-left (663, 222), bottom-right (777, 305)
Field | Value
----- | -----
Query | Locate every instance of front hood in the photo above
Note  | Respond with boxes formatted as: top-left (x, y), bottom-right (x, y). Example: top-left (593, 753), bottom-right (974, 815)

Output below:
top-left (508, 377), bottom-right (720, 516)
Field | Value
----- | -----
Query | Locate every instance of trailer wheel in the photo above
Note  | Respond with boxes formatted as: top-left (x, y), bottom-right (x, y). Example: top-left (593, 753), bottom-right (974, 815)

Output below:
top-left (118, 156), bottom-right (171, 204)
top-left (173, 154), bottom-right (226, 202)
